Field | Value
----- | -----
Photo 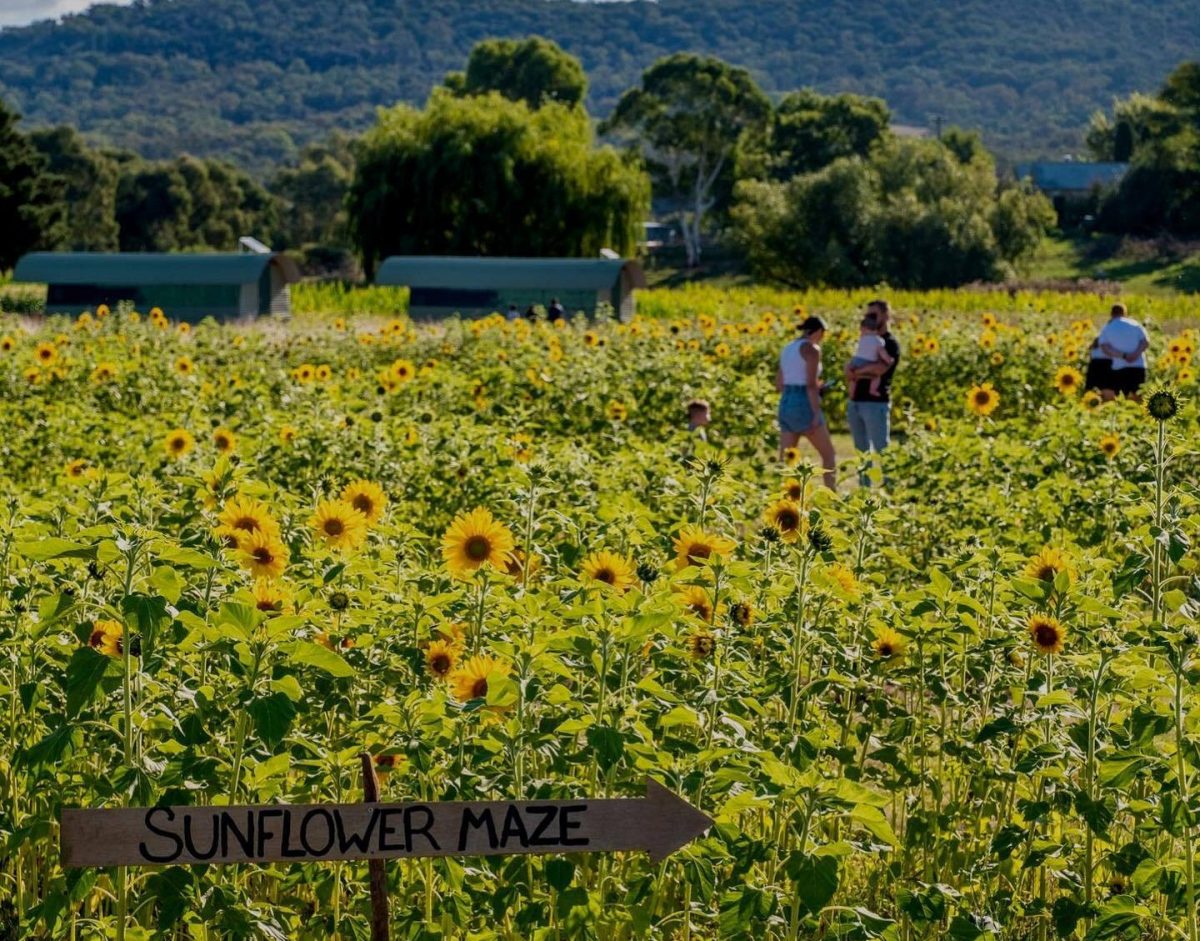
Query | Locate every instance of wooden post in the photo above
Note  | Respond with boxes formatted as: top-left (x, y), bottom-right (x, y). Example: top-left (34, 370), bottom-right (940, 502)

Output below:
top-left (360, 752), bottom-right (390, 941)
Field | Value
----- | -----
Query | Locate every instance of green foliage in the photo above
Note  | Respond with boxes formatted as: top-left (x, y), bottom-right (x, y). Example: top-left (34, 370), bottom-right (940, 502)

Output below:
top-left (268, 134), bottom-right (355, 250)
top-left (0, 100), bottom-right (62, 269)
top-left (347, 90), bottom-right (649, 276)
top-left (451, 36), bottom-right (588, 109)
top-left (740, 89), bottom-right (891, 181)
top-left (1, 0), bottom-right (1198, 166)
top-left (732, 138), bottom-right (1056, 288)
top-left (1091, 61), bottom-right (1200, 237)
top-left (29, 126), bottom-right (120, 252)
top-left (606, 53), bottom-right (770, 265)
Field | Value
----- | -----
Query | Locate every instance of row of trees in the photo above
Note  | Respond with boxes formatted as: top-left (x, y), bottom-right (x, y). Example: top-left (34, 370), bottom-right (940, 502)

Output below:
top-left (30, 36), bottom-right (1200, 288)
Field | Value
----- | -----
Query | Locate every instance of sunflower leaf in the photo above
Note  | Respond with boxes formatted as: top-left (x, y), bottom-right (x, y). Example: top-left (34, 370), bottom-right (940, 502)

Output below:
top-left (280, 641), bottom-right (354, 678)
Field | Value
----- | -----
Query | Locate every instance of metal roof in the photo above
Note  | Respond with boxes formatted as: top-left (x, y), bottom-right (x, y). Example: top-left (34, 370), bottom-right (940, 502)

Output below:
top-left (376, 256), bottom-right (646, 291)
top-left (13, 252), bottom-right (299, 285)
top-left (1015, 162), bottom-right (1128, 192)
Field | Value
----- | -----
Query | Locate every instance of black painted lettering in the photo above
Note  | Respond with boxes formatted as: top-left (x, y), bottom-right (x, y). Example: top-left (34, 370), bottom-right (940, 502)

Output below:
top-left (559, 805), bottom-right (588, 847)
top-left (500, 804), bottom-right (530, 848)
top-left (220, 811), bottom-right (254, 859)
top-left (458, 807), bottom-right (498, 851)
top-left (404, 806), bottom-right (440, 851)
top-left (334, 808), bottom-right (379, 854)
top-left (280, 809), bottom-right (305, 858)
top-left (378, 809), bottom-right (405, 852)
top-left (300, 809), bottom-right (335, 856)
top-left (525, 805), bottom-right (559, 846)
top-left (183, 812), bottom-right (220, 860)
top-left (140, 807), bottom-right (183, 863)
top-left (256, 809), bottom-right (283, 858)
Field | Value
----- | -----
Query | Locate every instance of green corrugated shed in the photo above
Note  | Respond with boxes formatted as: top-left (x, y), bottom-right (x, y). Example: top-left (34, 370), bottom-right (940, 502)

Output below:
top-left (12, 252), bottom-right (300, 321)
top-left (375, 256), bottom-right (646, 320)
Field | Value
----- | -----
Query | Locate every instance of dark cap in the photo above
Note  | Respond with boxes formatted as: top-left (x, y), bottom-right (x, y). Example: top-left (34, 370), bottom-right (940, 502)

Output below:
top-left (797, 315), bottom-right (828, 335)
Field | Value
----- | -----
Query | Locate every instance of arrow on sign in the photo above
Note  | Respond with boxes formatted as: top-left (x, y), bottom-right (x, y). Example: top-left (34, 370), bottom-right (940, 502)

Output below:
top-left (61, 779), bottom-right (712, 868)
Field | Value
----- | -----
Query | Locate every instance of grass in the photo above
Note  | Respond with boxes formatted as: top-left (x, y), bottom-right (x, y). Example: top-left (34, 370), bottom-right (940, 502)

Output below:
top-left (1026, 234), bottom-right (1200, 294)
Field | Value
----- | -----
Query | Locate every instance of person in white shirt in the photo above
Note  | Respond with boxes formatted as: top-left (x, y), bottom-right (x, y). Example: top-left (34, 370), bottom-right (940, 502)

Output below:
top-left (845, 312), bottom-right (895, 397)
top-left (1096, 303), bottom-right (1150, 401)
top-left (776, 316), bottom-right (837, 489)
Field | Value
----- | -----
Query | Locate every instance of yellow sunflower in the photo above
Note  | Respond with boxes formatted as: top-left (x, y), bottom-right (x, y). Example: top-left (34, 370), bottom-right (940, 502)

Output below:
top-left (217, 496), bottom-right (279, 544)
top-left (88, 619), bottom-right (124, 658)
top-left (606, 401), bottom-right (628, 422)
top-left (64, 458), bottom-right (94, 481)
top-left (34, 342), bottom-right (57, 365)
top-left (0, 335), bottom-right (15, 352)
top-left (688, 632), bottom-right (716, 659)
top-left (390, 359), bottom-right (416, 382)
top-left (311, 499), bottom-right (369, 551)
top-left (341, 480), bottom-right (387, 526)
top-left (1054, 366), bottom-right (1083, 396)
top-left (764, 499), bottom-right (804, 543)
top-left (1081, 390), bottom-right (1102, 410)
top-left (677, 585), bottom-right (716, 622)
top-left (425, 640), bottom-right (458, 679)
top-left (1027, 614), bottom-right (1067, 656)
top-left (824, 562), bottom-right (861, 598)
top-left (175, 356), bottom-right (194, 375)
top-left (441, 508), bottom-right (515, 579)
top-left (780, 478), bottom-right (810, 502)
top-left (449, 655), bottom-right (510, 704)
top-left (782, 446), bottom-right (801, 466)
top-left (91, 362), bottom-right (118, 383)
top-left (252, 579), bottom-right (289, 614)
top-left (279, 424), bottom-right (298, 444)
top-left (1099, 433), bottom-right (1120, 459)
top-left (212, 428), bottom-right (236, 454)
top-left (966, 382), bottom-right (1000, 417)
top-left (238, 530), bottom-right (289, 580)
top-left (164, 428), bottom-right (195, 458)
top-left (872, 627), bottom-right (907, 661)
top-left (1024, 547), bottom-right (1071, 585)
top-left (580, 550), bottom-right (636, 592)
top-left (673, 524), bottom-right (736, 569)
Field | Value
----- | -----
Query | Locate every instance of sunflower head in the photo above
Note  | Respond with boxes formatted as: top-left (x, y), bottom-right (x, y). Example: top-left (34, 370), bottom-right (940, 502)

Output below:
top-left (1024, 547), bottom-right (1071, 586)
top-left (1145, 387), bottom-right (1179, 422)
top-left (581, 550), bottom-right (636, 593)
top-left (253, 579), bottom-right (288, 614)
top-left (688, 632), bottom-right (716, 659)
top-left (1054, 366), bottom-right (1083, 395)
top-left (311, 499), bottom-right (369, 552)
top-left (341, 480), bottom-right (387, 526)
top-left (238, 530), bottom-right (289, 580)
top-left (425, 639), bottom-right (458, 679)
top-left (764, 499), bottom-right (804, 543)
top-left (442, 508), bottom-right (516, 579)
top-left (449, 655), bottom-right (510, 706)
top-left (673, 524), bottom-right (735, 570)
top-left (872, 627), bottom-right (907, 662)
top-left (164, 428), bottom-right (195, 458)
top-left (729, 600), bottom-right (755, 628)
top-left (212, 428), bottom-right (236, 454)
top-left (88, 619), bottom-right (124, 658)
top-left (782, 446), bottom-right (801, 466)
top-left (1027, 614), bottom-right (1067, 656)
top-left (35, 342), bottom-right (57, 365)
top-left (966, 382), bottom-right (1000, 417)
top-left (218, 496), bottom-right (279, 543)
top-left (677, 585), bottom-right (715, 623)
top-left (1081, 390), bottom-right (1102, 410)
top-left (1099, 433), bottom-right (1121, 459)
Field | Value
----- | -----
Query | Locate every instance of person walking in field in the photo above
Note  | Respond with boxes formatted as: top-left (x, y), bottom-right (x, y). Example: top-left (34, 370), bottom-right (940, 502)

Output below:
top-left (1096, 303), bottom-right (1149, 401)
top-left (846, 311), bottom-right (895, 398)
top-left (777, 315), bottom-right (837, 490)
top-left (845, 299), bottom-right (900, 486)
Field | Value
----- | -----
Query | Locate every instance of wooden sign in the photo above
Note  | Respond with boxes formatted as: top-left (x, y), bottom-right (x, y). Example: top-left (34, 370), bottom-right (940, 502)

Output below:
top-left (60, 778), bottom-right (712, 869)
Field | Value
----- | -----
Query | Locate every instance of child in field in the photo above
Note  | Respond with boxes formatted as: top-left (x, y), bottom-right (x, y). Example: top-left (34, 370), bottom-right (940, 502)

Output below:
top-left (846, 313), bottom-right (895, 397)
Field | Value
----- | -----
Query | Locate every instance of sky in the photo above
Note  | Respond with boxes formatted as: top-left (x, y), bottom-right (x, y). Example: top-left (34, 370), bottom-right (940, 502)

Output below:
top-left (0, 0), bottom-right (133, 28)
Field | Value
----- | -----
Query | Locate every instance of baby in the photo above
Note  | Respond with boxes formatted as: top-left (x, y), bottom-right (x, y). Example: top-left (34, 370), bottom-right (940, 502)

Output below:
top-left (846, 313), bottom-right (895, 397)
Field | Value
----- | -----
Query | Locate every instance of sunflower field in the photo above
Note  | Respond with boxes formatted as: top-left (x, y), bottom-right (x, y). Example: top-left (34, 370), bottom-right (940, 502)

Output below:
top-left (1, 289), bottom-right (1199, 941)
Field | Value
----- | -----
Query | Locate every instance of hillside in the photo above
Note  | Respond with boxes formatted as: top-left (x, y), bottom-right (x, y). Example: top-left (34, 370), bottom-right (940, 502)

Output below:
top-left (0, 0), bottom-right (1197, 171)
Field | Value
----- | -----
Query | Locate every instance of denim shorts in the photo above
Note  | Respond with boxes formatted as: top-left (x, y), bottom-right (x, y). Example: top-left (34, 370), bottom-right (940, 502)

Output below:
top-left (778, 385), bottom-right (823, 434)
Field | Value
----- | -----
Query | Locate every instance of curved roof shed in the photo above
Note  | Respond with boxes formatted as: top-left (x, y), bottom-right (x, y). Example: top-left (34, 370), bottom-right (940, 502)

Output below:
top-left (13, 252), bottom-right (300, 321)
top-left (375, 256), bottom-right (646, 320)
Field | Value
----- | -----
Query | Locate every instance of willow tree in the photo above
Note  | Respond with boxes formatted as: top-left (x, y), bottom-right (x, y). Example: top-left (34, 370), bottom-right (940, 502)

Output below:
top-left (348, 90), bottom-right (648, 276)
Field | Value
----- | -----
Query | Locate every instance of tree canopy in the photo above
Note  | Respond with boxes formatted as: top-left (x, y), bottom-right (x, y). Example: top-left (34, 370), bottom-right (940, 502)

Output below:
top-left (446, 36), bottom-right (587, 109)
top-left (347, 90), bottom-right (649, 276)
top-left (0, 101), bottom-right (62, 269)
top-left (732, 138), bottom-right (1055, 288)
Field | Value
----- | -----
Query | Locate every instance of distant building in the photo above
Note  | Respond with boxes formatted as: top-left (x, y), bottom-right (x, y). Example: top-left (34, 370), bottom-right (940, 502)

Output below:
top-left (1015, 162), bottom-right (1128, 197)
top-left (12, 252), bottom-right (300, 321)
top-left (375, 256), bottom-right (646, 320)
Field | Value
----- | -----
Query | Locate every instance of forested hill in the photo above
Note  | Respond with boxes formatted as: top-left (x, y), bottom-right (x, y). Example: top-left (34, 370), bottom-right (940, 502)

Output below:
top-left (1, 0), bottom-right (1197, 171)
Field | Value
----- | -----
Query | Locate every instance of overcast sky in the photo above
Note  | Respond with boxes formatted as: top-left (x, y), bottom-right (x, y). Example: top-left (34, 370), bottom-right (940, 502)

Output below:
top-left (0, 0), bottom-right (133, 28)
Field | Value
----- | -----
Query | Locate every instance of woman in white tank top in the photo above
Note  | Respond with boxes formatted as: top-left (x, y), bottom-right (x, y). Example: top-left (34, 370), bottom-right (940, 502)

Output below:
top-left (775, 316), bottom-right (837, 489)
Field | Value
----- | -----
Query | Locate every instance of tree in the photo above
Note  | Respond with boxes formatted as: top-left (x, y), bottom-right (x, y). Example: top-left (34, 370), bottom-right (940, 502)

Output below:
top-left (347, 90), bottom-right (649, 276)
top-left (270, 134), bottom-right (354, 249)
top-left (604, 54), bottom-right (770, 267)
top-left (741, 89), bottom-right (891, 181)
top-left (29, 126), bottom-right (119, 251)
top-left (448, 37), bottom-right (587, 110)
top-left (0, 100), bottom-right (63, 269)
top-left (732, 138), bottom-right (1054, 288)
